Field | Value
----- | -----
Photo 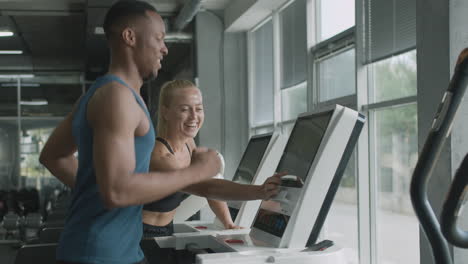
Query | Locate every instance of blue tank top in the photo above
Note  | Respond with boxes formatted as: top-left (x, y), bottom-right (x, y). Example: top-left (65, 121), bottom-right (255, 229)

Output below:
top-left (56, 75), bottom-right (155, 264)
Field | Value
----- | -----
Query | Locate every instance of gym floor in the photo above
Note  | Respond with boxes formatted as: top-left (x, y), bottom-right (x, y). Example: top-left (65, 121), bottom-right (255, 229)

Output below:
top-left (0, 243), bottom-right (17, 264)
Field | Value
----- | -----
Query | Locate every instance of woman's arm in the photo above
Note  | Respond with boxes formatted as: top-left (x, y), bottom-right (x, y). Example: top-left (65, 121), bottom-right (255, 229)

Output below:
top-left (183, 172), bottom-right (284, 201)
top-left (207, 199), bottom-right (242, 229)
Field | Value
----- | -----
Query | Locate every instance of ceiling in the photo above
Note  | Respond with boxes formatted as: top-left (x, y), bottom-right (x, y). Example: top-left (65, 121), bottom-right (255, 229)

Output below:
top-left (0, 0), bottom-right (232, 118)
top-left (0, 0), bottom-right (232, 79)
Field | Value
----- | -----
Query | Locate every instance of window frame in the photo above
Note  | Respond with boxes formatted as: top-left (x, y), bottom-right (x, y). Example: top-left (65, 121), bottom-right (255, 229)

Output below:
top-left (310, 27), bottom-right (356, 110)
top-left (361, 49), bottom-right (418, 264)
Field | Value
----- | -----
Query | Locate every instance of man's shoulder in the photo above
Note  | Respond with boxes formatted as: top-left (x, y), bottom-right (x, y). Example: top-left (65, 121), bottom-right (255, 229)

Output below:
top-left (87, 81), bottom-right (140, 128)
top-left (93, 81), bottom-right (134, 104)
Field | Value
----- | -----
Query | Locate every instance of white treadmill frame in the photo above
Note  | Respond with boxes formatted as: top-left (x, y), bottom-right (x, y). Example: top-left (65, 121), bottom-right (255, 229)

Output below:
top-left (216, 105), bottom-right (364, 250)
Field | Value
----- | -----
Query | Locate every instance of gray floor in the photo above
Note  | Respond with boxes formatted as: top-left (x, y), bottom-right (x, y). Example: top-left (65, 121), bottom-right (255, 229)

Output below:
top-left (0, 243), bottom-right (18, 264)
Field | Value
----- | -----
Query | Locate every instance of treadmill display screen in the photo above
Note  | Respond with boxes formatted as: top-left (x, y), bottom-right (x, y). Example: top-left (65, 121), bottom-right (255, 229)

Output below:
top-left (276, 112), bottom-right (332, 187)
top-left (253, 111), bottom-right (333, 238)
top-left (231, 134), bottom-right (272, 185)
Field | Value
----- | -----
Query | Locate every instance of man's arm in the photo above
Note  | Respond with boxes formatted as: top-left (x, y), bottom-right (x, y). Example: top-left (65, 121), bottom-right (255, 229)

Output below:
top-left (39, 111), bottom-right (78, 188)
top-left (89, 83), bottom-right (220, 209)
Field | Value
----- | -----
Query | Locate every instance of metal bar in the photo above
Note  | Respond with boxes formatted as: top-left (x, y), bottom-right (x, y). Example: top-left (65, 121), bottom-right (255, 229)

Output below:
top-left (441, 153), bottom-right (468, 248)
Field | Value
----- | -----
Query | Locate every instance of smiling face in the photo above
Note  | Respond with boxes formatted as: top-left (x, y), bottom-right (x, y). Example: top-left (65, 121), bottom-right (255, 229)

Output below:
top-left (163, 86), bottom-right (204, 139)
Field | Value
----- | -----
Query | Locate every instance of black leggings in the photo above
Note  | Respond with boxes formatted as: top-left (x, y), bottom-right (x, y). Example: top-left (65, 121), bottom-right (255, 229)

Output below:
top-left (142, 222), bottom-right (174, 238)
top-left (140, 222), bottom-right (193, 264)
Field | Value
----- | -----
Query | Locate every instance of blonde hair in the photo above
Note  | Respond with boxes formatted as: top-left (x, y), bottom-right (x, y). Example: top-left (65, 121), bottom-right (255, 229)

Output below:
top-left (157, 79), bottom-right (198, 136)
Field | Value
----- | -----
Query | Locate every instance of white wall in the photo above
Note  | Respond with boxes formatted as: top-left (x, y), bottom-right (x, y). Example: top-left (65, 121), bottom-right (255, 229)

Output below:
top-left (195, 11), bottom-right (224, 155)
top-left (195, 11), bottom-right (249, 221)
top-left (222, 32), bottom-right (249, 180)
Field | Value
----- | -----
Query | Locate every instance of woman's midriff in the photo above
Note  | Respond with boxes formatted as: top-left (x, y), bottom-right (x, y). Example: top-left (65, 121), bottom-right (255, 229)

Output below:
top-left (142, 209), bottom-right (177, 227)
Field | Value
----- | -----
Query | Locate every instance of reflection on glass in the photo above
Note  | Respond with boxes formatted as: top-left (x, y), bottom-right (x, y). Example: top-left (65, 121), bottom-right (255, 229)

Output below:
top-left (281, 84), bottom-right (307, 121)
top-left (20, 123), bottom-right (60, 190)
top-left (318, 49), bottom-right (356, 102)
top-left (232, 135), bottom-right (272, 185)
top-left (373, 104), bottom-right (419, 264)
top-left (0, 122), bottom-right (19, 189)
top-left (372, 50), bottom-right (417, 103)
top-left (319, 0), bottom-right (355, 41)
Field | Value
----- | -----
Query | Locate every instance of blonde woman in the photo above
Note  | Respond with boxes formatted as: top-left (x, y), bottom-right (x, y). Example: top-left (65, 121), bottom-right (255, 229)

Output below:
top-left (142, 80), bottom-right (282, 238)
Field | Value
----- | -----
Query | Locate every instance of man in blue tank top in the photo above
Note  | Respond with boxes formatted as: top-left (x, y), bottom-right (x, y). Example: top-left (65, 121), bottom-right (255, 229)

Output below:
top-left (39, 1), bottom-right (222, 263)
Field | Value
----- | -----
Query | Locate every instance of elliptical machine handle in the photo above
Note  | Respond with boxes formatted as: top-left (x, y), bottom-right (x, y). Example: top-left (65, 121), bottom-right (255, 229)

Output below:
top-left (441, 153), bottom-right (468, 248)
top-left (410, 48), bottom-right (468, 264)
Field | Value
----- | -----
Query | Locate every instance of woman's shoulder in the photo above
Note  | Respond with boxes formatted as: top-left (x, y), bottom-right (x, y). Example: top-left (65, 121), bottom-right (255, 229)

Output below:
top-left (150, 142), bottom-right (180, 170)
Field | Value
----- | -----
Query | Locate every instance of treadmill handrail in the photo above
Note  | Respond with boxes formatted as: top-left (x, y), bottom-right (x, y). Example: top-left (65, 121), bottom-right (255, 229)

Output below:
top-left (410, 48), bottom-right (468, 264)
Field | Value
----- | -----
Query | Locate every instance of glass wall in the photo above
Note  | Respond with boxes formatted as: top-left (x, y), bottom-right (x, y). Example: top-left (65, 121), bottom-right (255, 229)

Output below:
top-left (0, 74), bottom-right (81, 212)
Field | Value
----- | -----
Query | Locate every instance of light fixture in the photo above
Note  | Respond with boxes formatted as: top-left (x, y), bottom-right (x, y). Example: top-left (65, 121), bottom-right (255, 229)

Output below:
top-left (164, 32), bottom-right (192, 42)
top-left (1, 83), bottom-right (40, 87)
top-left (0, 31), bottom-right (14, 37)
top-left (94, 27), bottom-right (104, 35)
top-left (0, 74), bottom-right (35, 79)
top-left (20, 99), bottom-right (48, 106)
top-left (0, 50), bottom-right (23, 55)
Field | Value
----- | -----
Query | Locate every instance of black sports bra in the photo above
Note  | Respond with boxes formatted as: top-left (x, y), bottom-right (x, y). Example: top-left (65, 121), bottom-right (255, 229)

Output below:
top-left (143, 137), bottom-right (190, 212)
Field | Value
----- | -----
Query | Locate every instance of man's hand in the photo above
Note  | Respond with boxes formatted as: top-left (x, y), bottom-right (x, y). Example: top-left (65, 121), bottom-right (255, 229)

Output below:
top-left (257, 172), bottom-right (287, 200)
top-left (191, 148), bottom-right (222, 182)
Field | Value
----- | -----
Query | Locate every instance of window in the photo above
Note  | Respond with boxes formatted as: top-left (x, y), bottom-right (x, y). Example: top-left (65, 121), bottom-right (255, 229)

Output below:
top-left (372, 104), bottom-right (419, 264)
top-left (322, 151), bottom-right (359, 264)
top-left (311, 24), bottom-right (357, 261)
top-left (280, 0), bottom-right (307, 88)
top-left (367, 50), bottom-right (419, 264)
top-left (251, 20), bottom-right (274, 126)
top-left (318, 0), bottom-right (355, 41)
top-left (0, 75), bottom-right (80, 198)
top-left (364, 0), bottom-right (416, 64)
top-left (279, 0), bottom-right (308, 122)
top-left (370, 50), bottom-right (417, 103)
top-left (281, 83), bottom-right (307, 121)
top-left (317, 48), bottom-right (356, 102)
top-left (248, 0), bottom-right (309, 136)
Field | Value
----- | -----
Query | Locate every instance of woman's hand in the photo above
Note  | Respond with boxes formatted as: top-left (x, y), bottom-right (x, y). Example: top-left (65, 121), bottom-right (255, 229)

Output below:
top-left (224, 223), bottom-right (244, 229)
top-left (257, 172), bottom-right (287, 200)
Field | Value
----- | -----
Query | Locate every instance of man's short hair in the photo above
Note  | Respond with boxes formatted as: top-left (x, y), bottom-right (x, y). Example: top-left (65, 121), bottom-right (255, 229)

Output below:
top-left (103, 0), bottom-right (158, 40)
